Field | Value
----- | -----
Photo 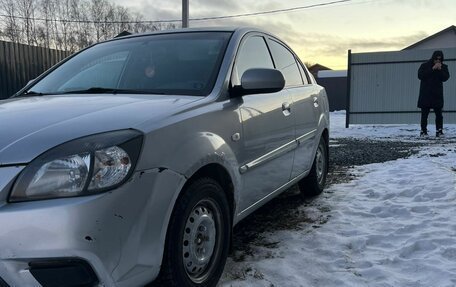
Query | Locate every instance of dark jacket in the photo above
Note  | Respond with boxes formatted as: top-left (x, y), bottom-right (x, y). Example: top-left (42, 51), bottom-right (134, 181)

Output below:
top-left (417, 51), bottom-right (450, 109)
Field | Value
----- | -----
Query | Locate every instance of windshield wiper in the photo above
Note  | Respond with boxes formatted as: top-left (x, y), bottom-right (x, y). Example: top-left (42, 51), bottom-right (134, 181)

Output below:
top-left (17, 88), bottom-right (116, 97)
top-left (20, 90), bottom-right (49, 97)
top-left (60, 87), bottom-right (123, 94)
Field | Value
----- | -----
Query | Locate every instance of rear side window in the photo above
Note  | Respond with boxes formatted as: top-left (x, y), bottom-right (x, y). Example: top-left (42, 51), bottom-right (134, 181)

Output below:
top-left (297, 62), bottom-right (310, 85)
top-left (268, 39), bottom-right (303, 87)
top-left (233, 36), bottom-right (274, 86)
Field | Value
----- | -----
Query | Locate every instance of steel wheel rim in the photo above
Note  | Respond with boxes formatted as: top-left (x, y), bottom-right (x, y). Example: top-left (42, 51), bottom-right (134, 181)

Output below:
top-left (316, 144), bottom-right (325, 185)
top-left (183, 199), bottom-right (220, 282)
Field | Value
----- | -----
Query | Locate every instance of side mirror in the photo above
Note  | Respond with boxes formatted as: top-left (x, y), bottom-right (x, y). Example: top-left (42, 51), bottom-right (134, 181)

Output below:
top-left (232, 68), bottom-right (285, 97)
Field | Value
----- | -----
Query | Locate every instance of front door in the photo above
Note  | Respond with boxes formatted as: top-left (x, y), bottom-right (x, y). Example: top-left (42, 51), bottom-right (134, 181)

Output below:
top-left (234, 35), bottom-right (295, 213)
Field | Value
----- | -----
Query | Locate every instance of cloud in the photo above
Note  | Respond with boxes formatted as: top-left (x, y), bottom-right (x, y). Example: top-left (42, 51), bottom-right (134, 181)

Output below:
top-left (107, 0), bottom-right (449, 68)
top-left (263, 28), bottom-right (429, 68)
top-left (189, 0), bottom-right (242, 16)
top-left (189, 11), bottom-right (430, 67)
top-left (110, 0), bottom-right (197, 21)
top-left (393, 0), bottom-right (438, 9)
top-left (121, 0), bottom-right (270, 22)
top-left (316, 31), bottom-right (428, 55)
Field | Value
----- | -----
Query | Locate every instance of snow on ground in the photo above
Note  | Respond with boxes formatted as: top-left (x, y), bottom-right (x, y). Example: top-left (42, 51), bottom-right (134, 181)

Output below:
top-left (219, 111), bottom-right (456, 287)
top-left (330, 110), bottom-right (456, 140)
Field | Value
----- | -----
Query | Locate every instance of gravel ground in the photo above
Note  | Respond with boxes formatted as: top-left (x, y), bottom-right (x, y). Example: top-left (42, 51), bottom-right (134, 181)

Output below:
top-left (230, 137), bottom-right (426, 260)
top-left (326, 138), bottom-right (424, 185)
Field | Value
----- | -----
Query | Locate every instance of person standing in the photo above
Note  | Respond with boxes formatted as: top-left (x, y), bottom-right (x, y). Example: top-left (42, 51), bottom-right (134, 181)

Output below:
top-left (417, 50), bottom-right (450, 137)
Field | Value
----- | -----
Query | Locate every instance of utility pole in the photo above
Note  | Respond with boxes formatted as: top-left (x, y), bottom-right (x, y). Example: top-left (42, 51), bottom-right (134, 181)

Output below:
top-left (182, 0), bottom-right (189, 28)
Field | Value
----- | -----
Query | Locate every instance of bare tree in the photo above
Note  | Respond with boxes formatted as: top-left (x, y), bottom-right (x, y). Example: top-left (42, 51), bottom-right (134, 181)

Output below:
top-left (70, 0), bottom-right (93, 49)
top-left (102, 2), bottom-right (116, 41)
top-left (130, 12), bottom-right (147, 34)
top-left (16, 0), bottom-right (38, 45)
top-left (90, 0), bottom-right (105, 42)
top-left (1, 0), bottom-right (178, 51)
top-left (0, 0), bottom-right (22, 43)
top-left (115, 6), bottom-right (131, 34)
top-left (35, 25), bottom-right (47, 47)
top-left (55, 0), bottom-right (74, 51)
top-left (39, 0), bottom-right (54, 48)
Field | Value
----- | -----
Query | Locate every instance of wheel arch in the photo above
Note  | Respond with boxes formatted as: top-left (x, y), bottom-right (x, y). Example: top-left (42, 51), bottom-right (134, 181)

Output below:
top-left (322, 128), bottom-right (329, 150)
top-left (320, 127), bottom-right (329, 168)
top-left (154, 163), bottom-right (235, 285)
top-left (183, 164), bottom-right (236, 221)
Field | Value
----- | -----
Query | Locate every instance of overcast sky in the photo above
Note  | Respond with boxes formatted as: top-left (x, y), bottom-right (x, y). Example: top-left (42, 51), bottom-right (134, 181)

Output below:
top-left (109, 0), bottom-right (456, 69)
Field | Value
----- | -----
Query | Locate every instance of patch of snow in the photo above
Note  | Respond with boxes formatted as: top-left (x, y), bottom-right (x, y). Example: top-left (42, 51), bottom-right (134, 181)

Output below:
top-left (220, 111), bottom-right (456, 287)
top-left (330, 110), bottom-right (456, 140)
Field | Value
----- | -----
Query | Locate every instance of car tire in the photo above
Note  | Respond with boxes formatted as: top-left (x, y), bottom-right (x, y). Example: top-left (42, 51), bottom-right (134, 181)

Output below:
top-left (298, 136), bottom-right (328, 197)
top-left (153, 177), bottom-right (231, 287)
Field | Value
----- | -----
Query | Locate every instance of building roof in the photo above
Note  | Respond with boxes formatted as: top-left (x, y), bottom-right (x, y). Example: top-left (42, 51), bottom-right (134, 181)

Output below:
top-left (309, 63), bottom-right (331, 71)
top-left (403, 25), bottom-right (456, 50)
top-left (308, 64), bottom-right (331, 77)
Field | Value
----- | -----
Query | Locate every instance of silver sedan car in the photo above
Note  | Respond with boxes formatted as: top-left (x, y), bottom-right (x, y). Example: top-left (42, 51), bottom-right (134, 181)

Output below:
top-left (0, 27), bottom-right (329, 287)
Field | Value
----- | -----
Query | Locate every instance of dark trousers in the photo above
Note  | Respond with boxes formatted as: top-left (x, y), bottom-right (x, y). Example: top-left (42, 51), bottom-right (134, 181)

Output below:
top-left (421, 107), bottom-right (443, 132)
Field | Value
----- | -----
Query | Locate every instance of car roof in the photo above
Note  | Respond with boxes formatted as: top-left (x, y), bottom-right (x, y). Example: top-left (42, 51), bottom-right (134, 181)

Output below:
top-left (106, 26), bottom-right (275, 42)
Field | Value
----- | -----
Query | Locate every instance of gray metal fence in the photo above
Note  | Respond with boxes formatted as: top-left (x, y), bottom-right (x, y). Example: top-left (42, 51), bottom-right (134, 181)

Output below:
top-left (347, 48), bottom-right (456, 127)
top-left (0, 41), bottom-right (71, 99)
top-left (316, 71), bottom-right (347, 112)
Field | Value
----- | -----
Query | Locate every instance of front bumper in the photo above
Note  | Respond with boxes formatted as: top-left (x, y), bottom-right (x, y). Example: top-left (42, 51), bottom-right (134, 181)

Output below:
top-left (0, 166), bottom-right (186, 287)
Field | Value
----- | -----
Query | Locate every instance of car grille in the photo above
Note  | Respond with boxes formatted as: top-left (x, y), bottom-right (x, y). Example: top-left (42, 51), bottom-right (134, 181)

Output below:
top-left (0, 276), bottom-right (9, 287)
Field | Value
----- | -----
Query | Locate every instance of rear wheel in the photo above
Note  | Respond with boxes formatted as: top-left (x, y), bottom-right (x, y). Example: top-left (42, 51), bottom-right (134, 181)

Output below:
top-left (154, 177), bottom-right (231, 287)
top-left (299, 136), bottom-right (328, 197)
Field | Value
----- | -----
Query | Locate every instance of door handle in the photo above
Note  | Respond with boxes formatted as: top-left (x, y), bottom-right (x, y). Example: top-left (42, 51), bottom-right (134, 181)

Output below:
top-left (282, 102), bottom-right (291, 116)
top-left (313, 96), bottom-right (319, 108)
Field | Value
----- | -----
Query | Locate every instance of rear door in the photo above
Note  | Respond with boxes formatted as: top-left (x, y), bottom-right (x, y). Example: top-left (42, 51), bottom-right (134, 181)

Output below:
top-left (235, 34), bottom-right (295, 213)
top-left (266, 38), bottom-right (319, 178)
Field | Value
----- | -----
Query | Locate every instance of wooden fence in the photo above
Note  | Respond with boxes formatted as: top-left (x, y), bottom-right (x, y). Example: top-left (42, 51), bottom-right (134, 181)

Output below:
top-left (0, 40), bottom-right (71, 99)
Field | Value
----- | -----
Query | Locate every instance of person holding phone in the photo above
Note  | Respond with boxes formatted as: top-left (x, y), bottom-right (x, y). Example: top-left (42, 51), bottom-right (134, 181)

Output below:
top-left (417, 50), bottom-right (450, 137)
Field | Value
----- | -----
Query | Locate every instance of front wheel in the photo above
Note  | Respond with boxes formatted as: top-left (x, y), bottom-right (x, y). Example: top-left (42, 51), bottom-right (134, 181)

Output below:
top-left (154, 177), bottom-right (231, 287)
top-left (299, 136), bottom-right (328, 197)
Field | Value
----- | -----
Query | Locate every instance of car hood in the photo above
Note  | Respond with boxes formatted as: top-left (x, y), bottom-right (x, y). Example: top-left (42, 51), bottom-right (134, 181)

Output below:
top-left (0, 94), bottom-right (201, 165)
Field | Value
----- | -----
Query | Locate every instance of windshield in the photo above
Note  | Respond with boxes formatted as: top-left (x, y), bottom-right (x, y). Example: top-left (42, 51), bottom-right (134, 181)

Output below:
top-left (27, 32), bottom-right (232, 96)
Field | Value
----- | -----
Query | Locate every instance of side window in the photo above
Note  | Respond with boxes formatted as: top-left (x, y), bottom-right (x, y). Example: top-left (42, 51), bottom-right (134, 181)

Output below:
top-left (297, 62), bottom-right (310, 85)
top-left (268, 39), bottom-right (303, 87)
top-left (233, 36), bottom-right (274, 86)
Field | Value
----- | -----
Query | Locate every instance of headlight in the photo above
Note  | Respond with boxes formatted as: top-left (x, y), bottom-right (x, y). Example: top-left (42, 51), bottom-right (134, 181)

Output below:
top-left (9, 130), bottom-right (143, 202)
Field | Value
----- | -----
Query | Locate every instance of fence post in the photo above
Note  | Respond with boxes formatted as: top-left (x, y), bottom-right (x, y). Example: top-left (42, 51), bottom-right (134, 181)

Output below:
top-left (345, 49), bottom-right (352, 128)
top-left (0, 42), bottom-right (6, 99)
